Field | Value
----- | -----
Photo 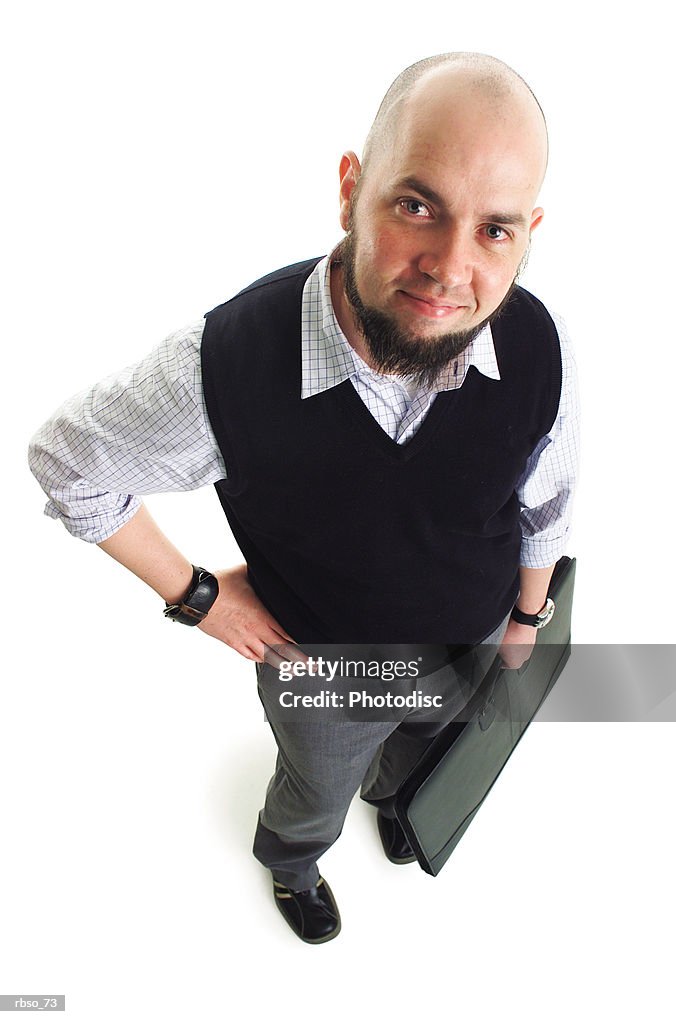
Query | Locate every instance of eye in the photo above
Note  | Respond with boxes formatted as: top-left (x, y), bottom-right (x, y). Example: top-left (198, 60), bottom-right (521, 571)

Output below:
top-left (484, 224), bottom-right (509, 241)
top-left (399, 198), bottom-right (432, 218)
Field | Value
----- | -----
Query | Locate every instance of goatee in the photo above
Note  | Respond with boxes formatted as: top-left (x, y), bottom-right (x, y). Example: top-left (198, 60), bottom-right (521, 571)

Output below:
top-left (338, 231), bottom-right (522, 389)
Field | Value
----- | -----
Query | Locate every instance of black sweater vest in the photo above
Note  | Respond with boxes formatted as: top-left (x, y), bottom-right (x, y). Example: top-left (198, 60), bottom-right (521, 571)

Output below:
top-left (201, 258), bottom-right (562, 644)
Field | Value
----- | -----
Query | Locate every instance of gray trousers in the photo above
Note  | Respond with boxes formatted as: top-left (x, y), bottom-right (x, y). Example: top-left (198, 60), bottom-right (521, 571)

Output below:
top-left (253, 617), bottom-right (509, 890)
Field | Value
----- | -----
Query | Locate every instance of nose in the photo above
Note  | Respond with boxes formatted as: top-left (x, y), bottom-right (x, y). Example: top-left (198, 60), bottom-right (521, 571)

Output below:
top-left (416, 227), bottom-right (473, 288)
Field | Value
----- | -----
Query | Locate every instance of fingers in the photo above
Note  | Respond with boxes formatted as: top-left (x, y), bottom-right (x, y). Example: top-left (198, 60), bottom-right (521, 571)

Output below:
top-left (263, 640), bottom-right (309, 669)
top-left (498, 642), bottom-right (534, 671)
top-left (233, 626), bottom-right (304, 666)
top-left (198, 567), bottom-right (302, 664)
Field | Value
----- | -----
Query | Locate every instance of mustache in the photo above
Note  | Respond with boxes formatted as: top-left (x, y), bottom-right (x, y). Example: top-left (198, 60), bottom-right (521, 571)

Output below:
top-left (337, 225), bottom-right (524, 388)
top-left (394, 278), bottom-right (473, 305)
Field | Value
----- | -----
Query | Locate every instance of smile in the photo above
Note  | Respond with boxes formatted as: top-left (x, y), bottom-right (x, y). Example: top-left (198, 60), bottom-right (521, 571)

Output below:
top-left (397, 291), bottom-right (467, 318)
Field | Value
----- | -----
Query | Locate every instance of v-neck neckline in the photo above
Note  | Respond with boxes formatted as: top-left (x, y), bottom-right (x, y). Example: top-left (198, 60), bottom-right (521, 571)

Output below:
top-left (332, 377), bottom-right (457, 461)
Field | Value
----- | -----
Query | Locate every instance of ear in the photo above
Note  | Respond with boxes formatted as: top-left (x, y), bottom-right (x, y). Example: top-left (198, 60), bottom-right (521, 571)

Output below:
top-left (338, 151), bottom-right (362, 231)
top-left (529, 207), bottom-right (545, 234)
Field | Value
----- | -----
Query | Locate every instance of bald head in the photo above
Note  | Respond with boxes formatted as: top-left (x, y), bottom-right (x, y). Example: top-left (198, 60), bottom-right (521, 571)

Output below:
top-left (362, 52), bottom-right (548, 190)
top-left (333, 51), bottom-right (550, 375)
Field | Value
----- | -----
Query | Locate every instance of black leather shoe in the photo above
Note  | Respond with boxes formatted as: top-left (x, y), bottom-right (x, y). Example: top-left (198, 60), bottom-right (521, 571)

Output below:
top-left (272, 876), bottom-right (341, 944)
top-left (377, 811), bottom-right (416, 864)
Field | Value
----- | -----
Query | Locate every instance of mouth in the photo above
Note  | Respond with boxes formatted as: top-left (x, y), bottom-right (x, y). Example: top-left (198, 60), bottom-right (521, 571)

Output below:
top-left (397, 290), bottom-right (468, 318)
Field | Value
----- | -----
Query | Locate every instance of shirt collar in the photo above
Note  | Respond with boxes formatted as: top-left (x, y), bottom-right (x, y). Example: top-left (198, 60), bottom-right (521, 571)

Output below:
top-left (300, 250), bottom-right (501, 399)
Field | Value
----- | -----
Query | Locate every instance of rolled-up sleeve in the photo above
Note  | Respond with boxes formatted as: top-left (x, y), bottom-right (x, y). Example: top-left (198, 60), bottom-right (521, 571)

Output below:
top-left (28, 319), bottom-right (227, 543)
top-left (517, 312), bottom-right (580, 568)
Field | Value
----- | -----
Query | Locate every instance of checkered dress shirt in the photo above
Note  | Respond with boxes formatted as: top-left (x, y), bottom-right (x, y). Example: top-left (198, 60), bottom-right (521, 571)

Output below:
top-left (29, 252), bottom-right (579, 568)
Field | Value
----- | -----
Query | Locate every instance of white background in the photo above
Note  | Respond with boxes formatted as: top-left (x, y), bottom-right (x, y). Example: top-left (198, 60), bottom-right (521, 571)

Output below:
top-left (2, 1), bottom-right (674, 1021)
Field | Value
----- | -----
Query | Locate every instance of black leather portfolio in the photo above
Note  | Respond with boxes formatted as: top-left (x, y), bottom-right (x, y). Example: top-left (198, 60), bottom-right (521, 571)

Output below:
top-left (393, 555), bottom-right (576, 876)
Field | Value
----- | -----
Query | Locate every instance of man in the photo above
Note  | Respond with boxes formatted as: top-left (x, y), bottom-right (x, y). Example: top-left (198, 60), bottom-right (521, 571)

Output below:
top-left (29, 52), bottom-right (578, 944)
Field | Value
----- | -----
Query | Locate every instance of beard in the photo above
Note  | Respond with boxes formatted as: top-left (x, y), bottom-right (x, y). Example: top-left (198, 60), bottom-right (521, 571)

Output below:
top-left (338, 227), bottom-right (525, 389)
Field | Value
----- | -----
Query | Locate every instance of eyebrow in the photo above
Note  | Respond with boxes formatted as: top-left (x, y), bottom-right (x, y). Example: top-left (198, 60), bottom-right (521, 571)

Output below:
top-left (396, 176), bottom-right (529, 230)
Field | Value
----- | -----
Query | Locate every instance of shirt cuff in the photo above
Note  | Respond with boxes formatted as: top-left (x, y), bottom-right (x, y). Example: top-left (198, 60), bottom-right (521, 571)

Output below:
top-left (519, 528), bottom-right (570, 568)
top-left (43, 494), bottom-right (142, 543)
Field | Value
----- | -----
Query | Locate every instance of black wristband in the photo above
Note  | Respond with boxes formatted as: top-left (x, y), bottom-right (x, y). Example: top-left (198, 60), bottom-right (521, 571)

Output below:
top-left (163, 566), bottom-right (219, 626)
top-left (510, 597), bottom-right (555, 629)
